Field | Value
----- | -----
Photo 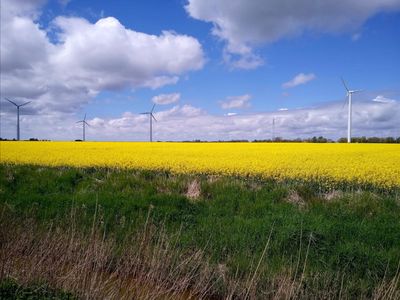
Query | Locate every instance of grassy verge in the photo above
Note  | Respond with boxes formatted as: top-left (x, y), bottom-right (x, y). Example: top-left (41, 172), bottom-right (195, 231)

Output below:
top-left (0, 278), bottom-right (77, 299)
top-left (1, 164), bottom-right (399, 299)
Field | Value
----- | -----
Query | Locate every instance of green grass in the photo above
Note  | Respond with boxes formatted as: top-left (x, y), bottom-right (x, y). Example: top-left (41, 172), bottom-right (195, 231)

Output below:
top-left (1, 164), bottom-right (399, 298)
top-left (0, 278), bottom-right (77, 299)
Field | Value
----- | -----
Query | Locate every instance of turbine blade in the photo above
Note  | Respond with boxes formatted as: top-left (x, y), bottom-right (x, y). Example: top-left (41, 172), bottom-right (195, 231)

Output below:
top-left (84, 113), bottom-right (87, 121)
top-left (151, 113), bottom-right (157, 122)
top-left (151, 104), bottom-right (156, 113)
top-left (20, 101), bottom-right (31, 107)
top-left (341, 77), bottom-right (350, 92)
top-left (140, 112), bottom-right (149, 115)
top-left (76, 121), bottom-right (83, 123)
top-left (84, 121), bottom-right (90, 126)
top-left (5, 98), bottom-right (18, 106)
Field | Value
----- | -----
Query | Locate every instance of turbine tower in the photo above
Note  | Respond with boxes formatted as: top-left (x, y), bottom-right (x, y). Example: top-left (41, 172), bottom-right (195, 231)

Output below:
top-left (76, 113), bottom-right (90, 141)
top-left (341, 78), bottom-right (361, 143)
top-left (5, 98), bottom-right (31, 141)
top-left (141, 104), bottom-right (157, 142)
top-left (272, 117), bottom-right (275, 141)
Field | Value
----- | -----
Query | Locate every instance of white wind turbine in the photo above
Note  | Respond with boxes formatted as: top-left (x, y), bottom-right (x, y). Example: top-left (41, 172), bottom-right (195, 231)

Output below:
top-left (341, 78), bottom-right (362, 143)
top-left (272, 117), bottom-right (276, 141)
top-left (76, 113), bottom-right (90, 141)
top-left (5, 98), bottom-right (31, 141)
top-left (141, 104), bottom-right (157, 142)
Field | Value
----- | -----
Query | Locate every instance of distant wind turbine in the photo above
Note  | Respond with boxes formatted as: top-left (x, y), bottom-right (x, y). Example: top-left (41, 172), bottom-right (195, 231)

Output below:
top-left (76, 113), bottom-right (90, 141)
top-left (272, 117), bottom-right (275, 141)
top-left (141, 104), bottom-right (157, 142)
top-left (5, 98), bottom-right (31, 141)
top-left (341, 78), bottom-right (362, 143)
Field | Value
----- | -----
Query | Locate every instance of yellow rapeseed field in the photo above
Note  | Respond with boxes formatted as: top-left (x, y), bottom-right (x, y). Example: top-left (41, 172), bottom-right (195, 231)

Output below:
top-left (1, 142), bottom-right (399, 188)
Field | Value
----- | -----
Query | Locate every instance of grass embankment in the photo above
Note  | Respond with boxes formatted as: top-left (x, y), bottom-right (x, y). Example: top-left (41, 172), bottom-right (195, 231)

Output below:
top-left (1, 164), bottom-right (399, 299)
top-left (0, 278), bottom-right (77, 299)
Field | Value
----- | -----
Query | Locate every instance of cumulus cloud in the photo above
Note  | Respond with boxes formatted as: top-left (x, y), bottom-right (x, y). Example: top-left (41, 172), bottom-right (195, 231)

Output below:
top-left (1, 0), bottom-right (205, 115)
top-left (282, 73), bottom-right (316, 89)
top-left (186, 0), bottom-right (400, 68)
top-left (51, 16), bottom-right (204, 90)
top-left (152, 93), bottom-right (181, 105)
top-left (220, 94), bottom-right (251, 109)
top-left (2, 97), bottom-right (398, 141)
top-left (155, 104), bottom-right (205, 120)
top-left (372, 95), bottom-right (396, 103)
top-left (82, 98), bottom-right (400, 141)
top-left (223, 51), bottom-right (264, 70)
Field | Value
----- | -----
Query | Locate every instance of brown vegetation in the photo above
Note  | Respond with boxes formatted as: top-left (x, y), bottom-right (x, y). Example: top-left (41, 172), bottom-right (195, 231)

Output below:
top-left (1, 210), bottom-right (399, 299)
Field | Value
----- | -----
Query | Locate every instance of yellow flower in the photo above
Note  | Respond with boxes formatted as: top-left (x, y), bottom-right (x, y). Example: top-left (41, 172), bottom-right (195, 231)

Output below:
top-left (1, 142), bottom-right (399, 188)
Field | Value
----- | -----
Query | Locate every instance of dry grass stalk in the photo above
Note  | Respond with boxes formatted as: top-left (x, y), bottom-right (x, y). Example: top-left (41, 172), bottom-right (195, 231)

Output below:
top-left (285, 190), bottom-right (306, 208)
top-left (186, 179), bottom-right (201, 200)
top-left (1, 215), bottom-right (399, 299)
top-left (0, 217), bottom-right (215, 299)
top-left (322, 190), bottom-right (343, 201)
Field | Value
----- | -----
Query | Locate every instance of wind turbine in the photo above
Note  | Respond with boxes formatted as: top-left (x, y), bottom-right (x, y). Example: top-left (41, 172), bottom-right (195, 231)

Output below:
top-left (5, 98), bottom-right (31, 141)
top-left (141, 104), bottom-right (157, 142)
top-left (341, 78), bottom-right (361, 143)
top-left (76, 113), bottom-right (90, 141)
top-left (272, 117), bottom-right (275, 141)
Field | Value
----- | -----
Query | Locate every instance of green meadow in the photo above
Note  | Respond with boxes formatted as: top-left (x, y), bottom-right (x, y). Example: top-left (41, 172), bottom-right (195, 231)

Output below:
top-left (1, 164), bottom-right (399, 299)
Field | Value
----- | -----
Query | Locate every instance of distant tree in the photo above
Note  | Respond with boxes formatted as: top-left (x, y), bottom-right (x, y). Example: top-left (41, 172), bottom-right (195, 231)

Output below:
top-left (359, 136), bottom-right (367, 143)
top-left (385, 137), bottom-right (395, 143)
top-left (319, 136), bottom-right (328, 143)
top-left (338, 136), bottom-right (399, 143)
top-left (367, 137), bottom-right (380, 143)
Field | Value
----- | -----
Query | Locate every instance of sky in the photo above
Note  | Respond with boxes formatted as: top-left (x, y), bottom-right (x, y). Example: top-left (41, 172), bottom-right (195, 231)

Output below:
top-left (1, 0), bottom-right (399, 141)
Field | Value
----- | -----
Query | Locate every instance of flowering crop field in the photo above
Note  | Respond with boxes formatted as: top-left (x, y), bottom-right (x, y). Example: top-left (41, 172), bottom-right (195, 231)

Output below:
top-left (1, 141), bottom-right (399, 188)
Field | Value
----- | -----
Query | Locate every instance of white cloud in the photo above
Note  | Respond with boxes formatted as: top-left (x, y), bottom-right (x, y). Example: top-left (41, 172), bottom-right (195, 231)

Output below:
top-left (352, 32), bottom-right (362, 41)
top-left (0, 0), bottom-right (45, 20)
top-left (1, 98), bottom-right (399, 141)
top-left (152, 93), bottom-right (181, 105)
top-left (51, 16), bottom-right (204, 90)
top-left (155, 104), bottom-right (204, 120)
top-left (186, 0), bottom-right (400, 69)
top-left (278, 108), bottom-right (288, 111)
top-left (223, 51), bottom-right (264, 70)
top-left (1, 0), bottom-right (205, 115)
top-left (220, 94), bottom-right (251, 109)
top-left (58, 0), bottom-right (71, 7)
top-left (282, 73), bottom-right (316, 89)
top-left (372, 95), bottom-right (396, 103)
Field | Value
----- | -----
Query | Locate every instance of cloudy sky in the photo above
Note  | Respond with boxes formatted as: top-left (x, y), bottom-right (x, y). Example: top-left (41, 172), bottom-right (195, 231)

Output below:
top-left (1, 0), bottom-right (399, 141)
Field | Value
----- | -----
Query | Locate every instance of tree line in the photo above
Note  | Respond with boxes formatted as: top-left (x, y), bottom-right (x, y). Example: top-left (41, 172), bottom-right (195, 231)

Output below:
top-left (1, 136), bottom-right (399, 143)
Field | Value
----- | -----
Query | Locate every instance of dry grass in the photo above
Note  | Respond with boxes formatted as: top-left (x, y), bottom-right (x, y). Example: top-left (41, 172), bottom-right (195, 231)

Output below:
top-left (1, 210), bottom-right (399, 300)
top-left (0, 215), bottom-right (215, 299)
top-left (322, 190), bottom-right (343, 201)
top-left (186, 179), bottom-right (201, 200)
top-left (285, 190), bottom-right (306, 208)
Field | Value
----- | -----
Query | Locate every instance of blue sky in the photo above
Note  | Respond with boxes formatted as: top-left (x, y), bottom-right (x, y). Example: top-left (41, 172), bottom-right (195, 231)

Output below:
top-left (1, 0), bottom-right (399, 140)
